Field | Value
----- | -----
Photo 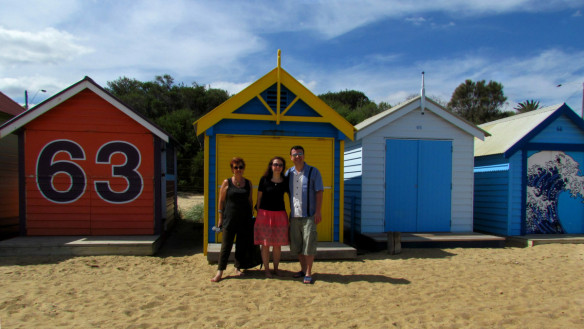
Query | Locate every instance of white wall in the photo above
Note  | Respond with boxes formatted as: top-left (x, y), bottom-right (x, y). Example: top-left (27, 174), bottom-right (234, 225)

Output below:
top-left (360, 108), bottom-right (476, 232)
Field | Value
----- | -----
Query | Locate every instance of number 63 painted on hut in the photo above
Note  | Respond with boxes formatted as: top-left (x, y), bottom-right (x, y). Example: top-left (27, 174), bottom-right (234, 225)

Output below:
top-left (36, 139), bottom-right (143, 204)
top-left (24, 131), bottom-right (155, 236)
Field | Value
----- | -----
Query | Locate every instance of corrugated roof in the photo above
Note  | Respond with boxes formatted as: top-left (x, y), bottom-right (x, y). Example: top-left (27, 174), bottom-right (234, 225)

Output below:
top-left (474, 104), bottom-right (564, 157)
top-left (0, 91), bottom-right (24, 116)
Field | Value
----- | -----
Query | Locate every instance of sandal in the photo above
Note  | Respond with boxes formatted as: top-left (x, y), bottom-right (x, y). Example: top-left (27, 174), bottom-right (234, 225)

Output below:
top-left (293, 271), bottom-right (305, 278)
top-left (303, 276), bottom-right (314, 284)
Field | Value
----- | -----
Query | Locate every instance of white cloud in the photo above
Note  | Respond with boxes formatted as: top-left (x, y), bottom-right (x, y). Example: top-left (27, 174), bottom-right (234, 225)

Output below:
top-left (208, 81), bottom-right (253, 96)
top-left (0, 26), bottom-right (93, 66)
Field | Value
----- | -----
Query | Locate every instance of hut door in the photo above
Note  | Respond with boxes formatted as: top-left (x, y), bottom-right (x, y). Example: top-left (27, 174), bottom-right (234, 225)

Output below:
top-left (385, 139), bottom-right (452, 232)
top-left (215, 135), bottom-right (335, 241)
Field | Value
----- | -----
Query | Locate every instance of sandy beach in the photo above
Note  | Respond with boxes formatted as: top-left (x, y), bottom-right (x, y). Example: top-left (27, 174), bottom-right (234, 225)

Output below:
top-left (1, 195), bottom-right (583, 328)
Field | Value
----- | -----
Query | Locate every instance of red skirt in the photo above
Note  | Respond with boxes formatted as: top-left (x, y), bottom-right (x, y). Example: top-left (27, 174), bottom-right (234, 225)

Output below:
top-left (254, 209), bottom-right (289, 246)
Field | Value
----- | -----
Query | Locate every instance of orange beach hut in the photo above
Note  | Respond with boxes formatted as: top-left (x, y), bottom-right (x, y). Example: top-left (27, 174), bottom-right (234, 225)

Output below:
top-left (0, 77), bottom-right (178, 236)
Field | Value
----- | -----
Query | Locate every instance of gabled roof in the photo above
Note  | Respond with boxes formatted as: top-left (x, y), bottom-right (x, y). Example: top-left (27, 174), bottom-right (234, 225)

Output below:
top-left (0, 91), bottom-right (24, 116)
top-left (475, 103), bottom-right (582, 158)
top-left (193, 52), bottom-right (354, 140)
top-left (354, 95), bottom-right (489, 141)
top-left (0, 76), bottom-right (173, 143)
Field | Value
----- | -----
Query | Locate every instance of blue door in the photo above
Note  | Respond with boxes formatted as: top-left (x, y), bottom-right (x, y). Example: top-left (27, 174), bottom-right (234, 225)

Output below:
top-left (385, 139), bottom-right (452, 232)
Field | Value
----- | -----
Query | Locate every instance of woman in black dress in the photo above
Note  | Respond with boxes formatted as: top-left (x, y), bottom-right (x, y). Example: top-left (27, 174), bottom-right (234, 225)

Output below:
top-left (211, 157), bottom-right (256, 282)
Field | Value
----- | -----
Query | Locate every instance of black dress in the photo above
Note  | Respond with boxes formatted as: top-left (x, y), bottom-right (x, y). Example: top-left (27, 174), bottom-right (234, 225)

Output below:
top-left (217, 178), bottom-right (261, 271)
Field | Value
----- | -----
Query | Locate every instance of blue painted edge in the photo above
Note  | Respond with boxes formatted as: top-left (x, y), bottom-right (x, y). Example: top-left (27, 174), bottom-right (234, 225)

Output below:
top-left (334, 140), bottom-right (340, 241)
top-left (524, 143), bottom-right (584, 152)
top-left (520, 149), bottom-right (527, 235)
top-left (208, 135), bottom-right (217, 243)
top-left (474, 163), bottom-right (510, 173)
top-left (505, 104), bottom-right (583, 157)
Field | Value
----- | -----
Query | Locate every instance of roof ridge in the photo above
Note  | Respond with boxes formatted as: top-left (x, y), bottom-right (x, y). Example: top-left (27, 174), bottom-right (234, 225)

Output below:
top-left (480, 103), bottom-right (562, 127)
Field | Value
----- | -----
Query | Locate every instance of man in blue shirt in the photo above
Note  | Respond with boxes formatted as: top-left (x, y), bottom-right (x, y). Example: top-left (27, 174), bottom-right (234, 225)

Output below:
top-left (286, 145), bottom-right (323, 284)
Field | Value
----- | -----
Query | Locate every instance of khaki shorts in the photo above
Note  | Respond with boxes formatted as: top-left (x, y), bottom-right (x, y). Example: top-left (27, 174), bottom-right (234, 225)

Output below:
top-left (289, 216), bottom-right (317, 255)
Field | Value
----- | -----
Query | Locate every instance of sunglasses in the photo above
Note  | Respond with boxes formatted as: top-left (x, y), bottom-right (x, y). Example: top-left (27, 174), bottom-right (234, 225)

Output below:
top-left (233, 166), bottom-right (244, 170)
top-left (272, 163), bottom-right (284, 167)
top-left (291, 153), bottom-right (304, 158)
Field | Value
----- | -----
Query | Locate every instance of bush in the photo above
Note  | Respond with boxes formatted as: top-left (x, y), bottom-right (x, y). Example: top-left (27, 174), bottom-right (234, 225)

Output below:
top-left (181, 203), bottom-right (204, 223)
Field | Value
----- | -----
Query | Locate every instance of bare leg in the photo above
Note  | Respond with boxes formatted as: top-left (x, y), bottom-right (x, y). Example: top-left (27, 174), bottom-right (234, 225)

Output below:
top-left (304, 255), bottom-right (314, 277)
top-left (298, 254), bottom-right (307, 274)
top-left (272, 246), bottom-right (282, 275)
top-left (261, 245), bottom-right (272, 278)
top-left (211, 270), bottom-right (223, 282)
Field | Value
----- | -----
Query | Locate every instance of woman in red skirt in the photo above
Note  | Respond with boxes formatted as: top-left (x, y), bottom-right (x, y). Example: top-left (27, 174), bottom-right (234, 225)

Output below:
top-left (254, 156), bottom-right (289, 278)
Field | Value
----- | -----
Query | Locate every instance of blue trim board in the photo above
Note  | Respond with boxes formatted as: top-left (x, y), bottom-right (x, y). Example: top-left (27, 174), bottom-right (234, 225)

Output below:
top-left (208, 136), bottom-right (217, 243)
top-left (213, 119), bottom-right (341, 138)
top-left (524, 143), bottom-right (584, 152)
top-left (474, 163), bottom-right (509, 173)
top-left (505, 104), bottom-right (584, 157)
top-left (334, 140), bottom-right (340, 241)
top-left (520, 149), bottom-right (527, 235)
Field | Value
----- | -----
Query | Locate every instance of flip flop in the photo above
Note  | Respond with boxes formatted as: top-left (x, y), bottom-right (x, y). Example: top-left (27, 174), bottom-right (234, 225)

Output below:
top-left (293, 271), bottom-right (305, 278)
top-left (303, 276), bottom-right (314, 284)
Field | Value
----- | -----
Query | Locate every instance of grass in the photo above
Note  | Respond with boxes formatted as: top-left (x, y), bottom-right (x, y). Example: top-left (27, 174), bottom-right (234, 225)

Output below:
top-left (181, 203), bottom-right (204, 223)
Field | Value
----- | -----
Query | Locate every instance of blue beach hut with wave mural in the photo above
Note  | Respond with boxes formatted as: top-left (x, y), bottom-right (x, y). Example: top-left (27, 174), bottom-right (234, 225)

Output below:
top-left (474, 103), bottom-right (584, 235)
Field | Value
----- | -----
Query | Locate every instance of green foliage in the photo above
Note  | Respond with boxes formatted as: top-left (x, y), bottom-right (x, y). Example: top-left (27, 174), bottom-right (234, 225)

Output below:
top-left (319, 90), bottom-right (389, 125)
top-left (181, 203), bottom-right (204, 223)
top-left (514, 100), bottom-right (541, 113)
top-left (447, 79), bottom-right (508, 124)
top-left (106, 75), bottom-right (229, 192)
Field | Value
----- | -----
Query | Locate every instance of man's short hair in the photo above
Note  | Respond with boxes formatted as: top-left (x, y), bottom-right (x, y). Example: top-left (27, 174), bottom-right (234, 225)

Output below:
top-left (290, 145), bottom-right (304, 155)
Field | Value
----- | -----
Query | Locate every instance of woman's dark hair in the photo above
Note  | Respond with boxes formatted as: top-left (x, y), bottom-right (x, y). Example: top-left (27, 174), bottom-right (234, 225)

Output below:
top-left (230, 157), bottom-right (245, 169)
top-left (262, 156), bottom-right (286, 179)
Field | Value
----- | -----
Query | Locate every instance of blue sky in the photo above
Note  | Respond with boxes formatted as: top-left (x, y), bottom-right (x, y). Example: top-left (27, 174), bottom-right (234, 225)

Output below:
top-left (1, 0), bottom-right (583, 114)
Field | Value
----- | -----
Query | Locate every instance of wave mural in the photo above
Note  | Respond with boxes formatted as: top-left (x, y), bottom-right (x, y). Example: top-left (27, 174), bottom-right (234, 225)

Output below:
top-left (526, 151), bottom-right (584, 234)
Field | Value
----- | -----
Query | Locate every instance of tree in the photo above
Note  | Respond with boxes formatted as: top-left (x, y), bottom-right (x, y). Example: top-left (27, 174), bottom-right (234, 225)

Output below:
top-left (514, 100), bottom-right (541, 113)
top-left (447, 79), bottom-right (508, 124)
top-left (319, 90), bottom-right (389, 125)
top-left (106, 75), bottom-right (230, 191)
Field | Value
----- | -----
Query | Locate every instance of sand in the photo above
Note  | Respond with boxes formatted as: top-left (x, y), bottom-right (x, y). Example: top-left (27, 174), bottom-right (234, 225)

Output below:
top-left (1, 194), bottom-right (583, 328)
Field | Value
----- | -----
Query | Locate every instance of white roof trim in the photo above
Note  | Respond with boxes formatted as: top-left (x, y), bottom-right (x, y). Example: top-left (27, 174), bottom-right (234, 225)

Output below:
top-left (354, 96), bottom-right (487, 141)
top-left (0, 79), bottom-right (169, 143)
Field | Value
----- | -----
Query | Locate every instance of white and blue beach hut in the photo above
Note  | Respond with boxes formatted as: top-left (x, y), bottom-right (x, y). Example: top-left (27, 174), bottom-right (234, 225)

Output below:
top-left (344, 96), bottom-right (487, 241)
top-left (474, 103), bottom-right (584, 235)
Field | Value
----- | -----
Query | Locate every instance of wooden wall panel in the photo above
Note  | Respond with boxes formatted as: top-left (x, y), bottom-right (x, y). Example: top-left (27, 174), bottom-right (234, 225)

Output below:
top-left (23, 89), bottom-right (156, 235)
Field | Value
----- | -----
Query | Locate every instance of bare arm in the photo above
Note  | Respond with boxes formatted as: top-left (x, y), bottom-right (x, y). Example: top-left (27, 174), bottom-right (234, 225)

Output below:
top-left (217, 179), bottom-right (229, 227)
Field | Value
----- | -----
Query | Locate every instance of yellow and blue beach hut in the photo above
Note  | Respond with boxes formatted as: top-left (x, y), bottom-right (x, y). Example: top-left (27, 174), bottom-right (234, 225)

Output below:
top-left (194, 51), bottom-right (354, 255)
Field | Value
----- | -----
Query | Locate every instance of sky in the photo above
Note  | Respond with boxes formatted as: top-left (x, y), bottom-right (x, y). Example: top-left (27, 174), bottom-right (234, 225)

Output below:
top-left (1, 0), bottom-right (583, 114)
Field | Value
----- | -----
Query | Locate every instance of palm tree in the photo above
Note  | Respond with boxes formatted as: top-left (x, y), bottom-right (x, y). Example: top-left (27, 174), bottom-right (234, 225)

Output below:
top-left (514, 100), bottom-right (540, 113)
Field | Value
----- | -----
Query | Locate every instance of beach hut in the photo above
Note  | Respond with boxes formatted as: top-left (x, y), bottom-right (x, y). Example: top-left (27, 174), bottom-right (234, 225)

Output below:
top-left (344, 95), bottom-right (488, 241)
top-left (194, 51), bottom-right (354, 254)
top-left (0, 91), bottom-right (25, 239)
top-left (0, 77), bottom-right (178, 236)
top-left (474, 103), bottom-right (584, 235)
